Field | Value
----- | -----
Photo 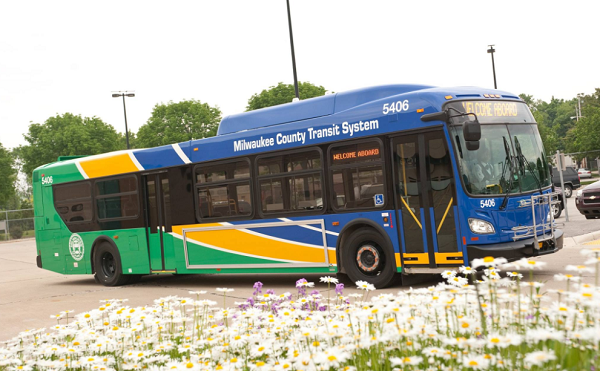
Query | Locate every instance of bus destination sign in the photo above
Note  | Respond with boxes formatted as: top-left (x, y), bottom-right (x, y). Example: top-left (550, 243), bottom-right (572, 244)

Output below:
top-left (460, 101), bottom-right (518, 118)
top-left (446, 100), bottom-right (534, 124)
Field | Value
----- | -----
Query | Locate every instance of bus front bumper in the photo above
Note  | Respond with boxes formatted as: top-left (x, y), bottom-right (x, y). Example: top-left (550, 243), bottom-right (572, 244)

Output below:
top-left (466, 229), bottom-right (564, 263)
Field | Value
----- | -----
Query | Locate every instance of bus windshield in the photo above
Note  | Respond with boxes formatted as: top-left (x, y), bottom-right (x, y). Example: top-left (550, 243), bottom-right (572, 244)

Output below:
top-left (451, 123), bottom-right (551, 195)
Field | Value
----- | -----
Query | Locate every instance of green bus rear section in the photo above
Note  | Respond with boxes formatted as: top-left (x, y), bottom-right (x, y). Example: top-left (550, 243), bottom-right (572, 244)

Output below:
top-left (33, 168), bottom-right (335, 276)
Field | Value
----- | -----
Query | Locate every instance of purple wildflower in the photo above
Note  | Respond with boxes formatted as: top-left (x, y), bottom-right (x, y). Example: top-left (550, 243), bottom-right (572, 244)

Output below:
top-left (335, 283), bottom-right (344, 295)
top-left (253, 281), bottom-right (263, 296)
top-left (310, 290), bottom-right (320, 296)
top-left (296, 278), bottom-right (308, 296)
top-left (266, 289), bottom-right (275, 295)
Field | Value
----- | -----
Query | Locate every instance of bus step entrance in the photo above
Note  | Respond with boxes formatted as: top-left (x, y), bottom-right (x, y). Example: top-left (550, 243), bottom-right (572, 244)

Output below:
top-left (511, 192), bottom-right (560, 250)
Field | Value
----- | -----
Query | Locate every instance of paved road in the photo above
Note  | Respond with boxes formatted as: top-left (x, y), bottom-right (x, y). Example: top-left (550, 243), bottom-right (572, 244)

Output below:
top-left (1, 233), bottom-right (599, 342)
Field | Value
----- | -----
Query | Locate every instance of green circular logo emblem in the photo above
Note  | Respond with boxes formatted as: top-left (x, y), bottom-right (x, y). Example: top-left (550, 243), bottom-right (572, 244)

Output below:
top-left (68, 233), bottom-right (85, 261)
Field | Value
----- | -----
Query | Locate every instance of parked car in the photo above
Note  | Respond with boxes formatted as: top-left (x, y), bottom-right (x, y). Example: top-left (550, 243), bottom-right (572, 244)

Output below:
top-left (552, 186), bottom-right (564, 219)
top-left (575, 180), bottom-right (600, 219)
top-left (578, 168), bottom-right (592, 178)
top-left (551, 166), bottom-right (581, 198)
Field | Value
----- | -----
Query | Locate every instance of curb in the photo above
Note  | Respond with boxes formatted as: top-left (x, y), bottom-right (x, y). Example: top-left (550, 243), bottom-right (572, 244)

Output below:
top-left (563, 230), bottom-right (600, 248)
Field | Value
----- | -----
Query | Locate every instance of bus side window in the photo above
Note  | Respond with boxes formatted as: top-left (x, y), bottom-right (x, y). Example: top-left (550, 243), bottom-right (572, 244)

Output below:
top-left (195, 160), bottom-right (252, 220)
top-left (95, 176), bottom-right (139, 221)
top-left (53, 182), bottom-right (93, 226)
top-left (257, 149), bottom-right (323, 214)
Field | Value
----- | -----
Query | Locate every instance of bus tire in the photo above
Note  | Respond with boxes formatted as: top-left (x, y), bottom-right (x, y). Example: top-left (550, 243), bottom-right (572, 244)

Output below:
top-left (93, 242), bottom-right (129, 287)
top-left (342, 228), bottom-right (396, 289)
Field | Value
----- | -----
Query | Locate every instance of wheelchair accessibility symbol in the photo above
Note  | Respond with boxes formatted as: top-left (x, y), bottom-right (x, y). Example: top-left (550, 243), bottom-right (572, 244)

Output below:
top-left (374, 194), bottom-right (384, 206)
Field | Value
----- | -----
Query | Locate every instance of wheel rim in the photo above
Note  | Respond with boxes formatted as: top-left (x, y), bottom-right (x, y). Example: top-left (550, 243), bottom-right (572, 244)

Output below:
top-left (565, 187), bottom-right (572, 197)
top-left (356, 244), bottom-right (382, 275)
top-left (551, 204), bottom-right (558, 217)
top-left (101, 251), bottom-right (116, 278)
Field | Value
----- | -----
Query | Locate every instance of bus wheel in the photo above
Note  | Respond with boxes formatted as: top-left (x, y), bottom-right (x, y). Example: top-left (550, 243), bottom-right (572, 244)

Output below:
top-left (343, 228), bottom-right (396, 289)
top-left (93, 242), bottom-right (129, 287)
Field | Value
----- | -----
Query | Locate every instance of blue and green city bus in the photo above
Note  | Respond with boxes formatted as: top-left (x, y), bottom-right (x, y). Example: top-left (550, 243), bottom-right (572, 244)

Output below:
top-left (32, 84), bottom-right (562, 288)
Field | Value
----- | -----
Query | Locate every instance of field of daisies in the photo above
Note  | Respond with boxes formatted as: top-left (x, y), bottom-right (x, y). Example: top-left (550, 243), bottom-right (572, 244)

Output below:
top-left (1, 249), bottom-right (600, 371)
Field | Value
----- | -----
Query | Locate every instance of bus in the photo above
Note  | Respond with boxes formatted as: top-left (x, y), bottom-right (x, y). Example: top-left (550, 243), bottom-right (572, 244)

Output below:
top-left (32, 84), bottom-right (563, 288)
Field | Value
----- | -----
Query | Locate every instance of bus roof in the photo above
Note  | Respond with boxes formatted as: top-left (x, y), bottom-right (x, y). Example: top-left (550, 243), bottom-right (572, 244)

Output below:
top-left (34, 84), bottom-right (523, 184)
top-left (217, 84), bottom-right (433, 136)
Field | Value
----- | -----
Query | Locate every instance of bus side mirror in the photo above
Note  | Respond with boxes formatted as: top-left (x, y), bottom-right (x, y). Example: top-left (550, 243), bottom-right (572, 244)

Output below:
top-left (420, 111), bottom-right (448, 122)
top-left (463, 118), bottom-right (481, 151)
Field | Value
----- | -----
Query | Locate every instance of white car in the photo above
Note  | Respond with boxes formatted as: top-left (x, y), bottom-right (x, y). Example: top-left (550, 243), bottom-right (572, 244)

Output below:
top-left (578, 168), bottom-right (592, 178)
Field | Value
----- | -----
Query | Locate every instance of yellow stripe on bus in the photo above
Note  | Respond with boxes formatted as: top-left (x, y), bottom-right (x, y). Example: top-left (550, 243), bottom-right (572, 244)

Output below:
top-left (79, 153), bottom-right (140, 178)
top-left (172, 224), bottom-right (336, 264)
top-left (435, 252), bottom-right (463, 264)
top-left (402, 253), bottom-right (429, 264)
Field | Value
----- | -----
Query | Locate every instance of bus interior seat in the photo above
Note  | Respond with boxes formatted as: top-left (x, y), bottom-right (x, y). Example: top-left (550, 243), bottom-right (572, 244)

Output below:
top-left (238, 201), bottom-right (251, 214)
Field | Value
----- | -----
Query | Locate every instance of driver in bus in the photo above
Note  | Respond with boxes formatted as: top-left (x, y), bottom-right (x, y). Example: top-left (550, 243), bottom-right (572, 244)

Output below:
top-left (473, 145), bottom-right (495, 183)
top-left (469, 144), bottom-right (498, 194)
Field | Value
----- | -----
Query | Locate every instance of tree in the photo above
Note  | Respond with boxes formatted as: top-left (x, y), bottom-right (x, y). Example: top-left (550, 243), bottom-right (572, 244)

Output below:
top-left (0, 142), bottom-right (16, 209)
top-left (519, 93), bottom-right (559, 154)
top-left (136, 100), bottom-right (221, 148)
top-left (19, 113), bottom-right (122, 178)
top-left (566, 105), bottom-right (600, 159)
top-left (246, 82), bottom-right (328, 111)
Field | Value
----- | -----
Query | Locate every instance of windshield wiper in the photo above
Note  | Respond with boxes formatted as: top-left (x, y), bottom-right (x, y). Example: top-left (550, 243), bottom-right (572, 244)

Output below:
top-left (514, 137), bottom-right (543, 195)
top-left (499, 136), bottom-right (515, 210)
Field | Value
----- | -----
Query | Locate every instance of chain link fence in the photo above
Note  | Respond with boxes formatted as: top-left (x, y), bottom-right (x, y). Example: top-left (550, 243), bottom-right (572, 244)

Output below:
top-left (0, 209), bottom-right (34, 241)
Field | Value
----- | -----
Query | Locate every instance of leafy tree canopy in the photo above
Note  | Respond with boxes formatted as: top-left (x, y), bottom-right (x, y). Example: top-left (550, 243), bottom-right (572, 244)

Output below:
top-left (521, 90), bottom-right (600, 164)
top-left (246, 82), bottom-right (328, 111)
top-left (136, 100), bottom-right (221, 148)
top-left (0, 142), bottom-right (17, 209)
top-left (19, 113), bottom-right (122, 178)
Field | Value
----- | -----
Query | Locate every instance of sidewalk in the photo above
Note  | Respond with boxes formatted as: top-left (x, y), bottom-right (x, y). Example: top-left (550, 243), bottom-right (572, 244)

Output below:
top-left (563, 230), bottom-right (600, 248)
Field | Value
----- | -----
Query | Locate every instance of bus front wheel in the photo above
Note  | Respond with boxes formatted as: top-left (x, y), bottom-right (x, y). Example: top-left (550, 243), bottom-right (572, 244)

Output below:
top-left (342, 228), bottom-right (396, 289)
top-left (93, 242), bottom-right (129, 287)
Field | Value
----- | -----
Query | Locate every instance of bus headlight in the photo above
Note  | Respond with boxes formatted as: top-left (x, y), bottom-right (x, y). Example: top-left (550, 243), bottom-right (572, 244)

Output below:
top-left (468, 218), bottom-right (495, 234)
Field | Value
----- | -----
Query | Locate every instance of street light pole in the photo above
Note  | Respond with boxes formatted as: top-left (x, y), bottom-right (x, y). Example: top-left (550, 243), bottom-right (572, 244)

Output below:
top-left (286, 0), bottom-right (300, 101)
top-left (487, 45), bottom-right (497, 89)
top-left (112, 91), bottom-right (135, 149)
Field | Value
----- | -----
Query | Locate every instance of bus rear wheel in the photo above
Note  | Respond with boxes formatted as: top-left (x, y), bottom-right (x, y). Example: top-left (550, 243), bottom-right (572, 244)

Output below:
top-left (342, 228), bottom-right (396, 289)
top-left (93, 242), bottom-right (129, 286)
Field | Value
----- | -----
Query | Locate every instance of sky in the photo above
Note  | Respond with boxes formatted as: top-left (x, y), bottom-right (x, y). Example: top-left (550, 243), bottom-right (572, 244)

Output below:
top-left (1, 0), bottom-right (599, 150)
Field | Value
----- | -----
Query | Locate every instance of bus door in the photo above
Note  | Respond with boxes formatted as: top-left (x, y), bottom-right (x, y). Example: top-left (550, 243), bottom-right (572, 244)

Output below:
top-left (143, 172), bottom-right (176, 272)
top-left (392, 129), bottom-right (463, 269)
